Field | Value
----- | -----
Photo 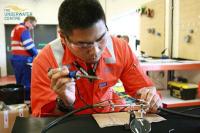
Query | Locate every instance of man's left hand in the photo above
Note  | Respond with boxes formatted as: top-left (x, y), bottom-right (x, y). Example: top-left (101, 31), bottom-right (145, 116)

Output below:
top-left (137, 87), bottom-right (163, 113)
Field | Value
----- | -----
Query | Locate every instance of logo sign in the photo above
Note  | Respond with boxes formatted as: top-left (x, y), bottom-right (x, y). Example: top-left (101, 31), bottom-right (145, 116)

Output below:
top-left (99, 82), bottom-right (107, 88)
top-left (4, 5), bottom-right (32, 21)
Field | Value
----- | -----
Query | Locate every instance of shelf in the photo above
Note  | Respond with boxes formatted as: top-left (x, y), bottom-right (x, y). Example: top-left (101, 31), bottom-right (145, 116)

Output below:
top-left (159, 89), bottom-right (200, 108)
top-left (139, 59), bottom-right (200, 108)
top-left (140, 59), bottom-right (200, 71)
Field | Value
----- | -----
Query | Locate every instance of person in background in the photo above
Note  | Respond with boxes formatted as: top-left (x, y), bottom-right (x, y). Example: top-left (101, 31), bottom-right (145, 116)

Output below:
top-left (31, 0), bottom-right (162, 117)
top-left (10, 16), bottom-right (38, 100)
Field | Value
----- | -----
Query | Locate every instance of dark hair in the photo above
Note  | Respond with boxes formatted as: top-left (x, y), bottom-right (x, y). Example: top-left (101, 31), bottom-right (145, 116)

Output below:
top-left (58, 0), bottom-right (106, 35)
top-left (24, 16), bottom-right (37, 23)
top-left (122, 35), bottom-right (129, 42)
top-left (117, 35), bottom-right (122, 38)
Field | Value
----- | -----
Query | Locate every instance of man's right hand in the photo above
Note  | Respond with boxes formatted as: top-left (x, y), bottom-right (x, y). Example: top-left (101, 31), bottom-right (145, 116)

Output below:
top-left (48, 66), bottom-right (76, 106)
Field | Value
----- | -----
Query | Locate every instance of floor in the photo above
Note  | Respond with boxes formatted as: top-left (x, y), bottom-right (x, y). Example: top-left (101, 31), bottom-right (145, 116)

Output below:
top-left (0, 75), bottom-right (16, 85)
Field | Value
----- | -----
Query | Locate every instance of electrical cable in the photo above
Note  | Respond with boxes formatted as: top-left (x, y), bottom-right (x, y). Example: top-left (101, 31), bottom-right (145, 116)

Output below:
top-left (41, 99), bottom-right (117, 133)
top-left (128, 97), bottom-right (200, 119)
top-left (76, 84), bottom-right (125, 113)
top-left (41, 95), bottom-right (200, 133)
top-left (158, 107), bottom-right (200, 119)
top-left (41, 104), bottom-right (94, 133)
top-left (180, 107), bottom-right (200, 113)
top-left (76, 83), bottom-right (132, 113)
top-left (119, 96), bottom-right (200, 119)
top-left (75, 84), bottom-right (99, 113)
top-left (118, 96), bottom-right (141, 112)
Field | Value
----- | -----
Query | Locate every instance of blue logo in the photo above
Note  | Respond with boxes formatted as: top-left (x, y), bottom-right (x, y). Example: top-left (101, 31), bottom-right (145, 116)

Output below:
top-left (99, 82), bottom-right (107, 88)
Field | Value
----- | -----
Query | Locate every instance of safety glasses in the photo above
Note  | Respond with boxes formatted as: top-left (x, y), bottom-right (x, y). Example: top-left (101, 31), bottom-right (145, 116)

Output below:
top-left (65, 31), bottom-right (108, 49)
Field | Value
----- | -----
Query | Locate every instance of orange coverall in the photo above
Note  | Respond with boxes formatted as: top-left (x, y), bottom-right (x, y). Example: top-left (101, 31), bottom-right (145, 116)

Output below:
top-left (31, 37), bottom-right (153, 117)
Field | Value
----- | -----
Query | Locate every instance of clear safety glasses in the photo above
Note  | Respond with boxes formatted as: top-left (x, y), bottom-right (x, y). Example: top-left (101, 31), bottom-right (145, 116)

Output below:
top-left (65, 31), bottom-right (108, 49)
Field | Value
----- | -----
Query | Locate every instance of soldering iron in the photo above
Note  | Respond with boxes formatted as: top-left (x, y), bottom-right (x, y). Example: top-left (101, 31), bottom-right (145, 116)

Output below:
top-left (67, 70), bottom-right (100, 80)
top-left (48, 68), bottom-right (100, 80)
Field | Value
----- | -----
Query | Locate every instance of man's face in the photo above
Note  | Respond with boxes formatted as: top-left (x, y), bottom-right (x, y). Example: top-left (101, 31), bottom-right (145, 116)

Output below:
top-left (61, 20), bottom-right (108, 64)
top-left (25, 20), bottom-right (37, 30)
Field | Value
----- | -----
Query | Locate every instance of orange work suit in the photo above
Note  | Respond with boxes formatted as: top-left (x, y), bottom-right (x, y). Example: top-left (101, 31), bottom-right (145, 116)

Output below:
top-left (31, 36), bottom-right (153, 117)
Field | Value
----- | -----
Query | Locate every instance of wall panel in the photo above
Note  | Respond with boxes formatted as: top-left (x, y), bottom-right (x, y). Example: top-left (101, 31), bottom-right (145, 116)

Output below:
top-left (140, 0), bottom-right (165, 57)
top-left (178, 0), bottom-right (200, 60)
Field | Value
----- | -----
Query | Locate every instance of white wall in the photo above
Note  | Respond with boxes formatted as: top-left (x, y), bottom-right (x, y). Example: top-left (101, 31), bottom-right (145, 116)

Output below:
top-left (105, 0), bottom-right (153, 19)
top-left (107, 11), bottom-right (140, 52)
top-left (106, 0), bottom-right (153, 52)
top-left (0, 3), bottom-right (6, 77)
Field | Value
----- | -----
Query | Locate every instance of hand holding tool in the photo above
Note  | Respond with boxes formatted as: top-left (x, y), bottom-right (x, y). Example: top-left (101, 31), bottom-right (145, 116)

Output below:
top-left (67, 70), bottom-right (100, 80)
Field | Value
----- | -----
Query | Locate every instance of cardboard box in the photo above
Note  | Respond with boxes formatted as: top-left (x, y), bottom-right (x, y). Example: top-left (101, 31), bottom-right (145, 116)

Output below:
top-left (0, 104), bottom-right (29, 133)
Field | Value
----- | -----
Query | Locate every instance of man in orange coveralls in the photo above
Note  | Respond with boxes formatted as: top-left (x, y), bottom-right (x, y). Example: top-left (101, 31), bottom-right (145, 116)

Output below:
top-left (31, 0), bottom-right (162, 117)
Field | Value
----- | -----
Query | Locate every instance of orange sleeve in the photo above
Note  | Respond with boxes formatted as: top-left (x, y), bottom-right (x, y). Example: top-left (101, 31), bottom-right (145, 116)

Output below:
top-left (119, 41), bottom-right (154, 97)
top-left (31, 45), bottom-right (58, 117)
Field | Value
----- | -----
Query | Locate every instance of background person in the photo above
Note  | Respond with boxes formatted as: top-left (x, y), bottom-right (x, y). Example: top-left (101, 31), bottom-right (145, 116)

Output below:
top-left (10, 16), bottom-right (38, 100)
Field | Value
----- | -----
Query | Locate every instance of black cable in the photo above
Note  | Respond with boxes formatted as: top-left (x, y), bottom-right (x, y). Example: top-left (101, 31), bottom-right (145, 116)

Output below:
top-left (41, 104), bottom-right (93, 133)
top-left (118, 96), bottom-right (140, 112)
top-left (159, 107), bottom-right (200, 119)
top-left (76, 84), bottom-right (129, 113)
top-left (180, 107), bottom-right (200, 113)
top-left (75, 84), bottom-right (99, 113)
top-left (42, 94), bottom-right (200, 133)
top-left (41, 99), bottom-right (118, 133)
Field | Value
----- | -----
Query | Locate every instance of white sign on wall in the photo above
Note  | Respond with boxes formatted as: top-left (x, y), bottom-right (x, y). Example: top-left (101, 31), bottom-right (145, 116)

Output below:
top-left (4, 5), bottom-right (32, 22)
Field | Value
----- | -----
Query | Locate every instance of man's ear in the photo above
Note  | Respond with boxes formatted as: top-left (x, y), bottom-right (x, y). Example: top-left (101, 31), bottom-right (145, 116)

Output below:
top-left (58, 30), bottom-right (65, 39)
top-left (58, 30), bottom-right (67, 45)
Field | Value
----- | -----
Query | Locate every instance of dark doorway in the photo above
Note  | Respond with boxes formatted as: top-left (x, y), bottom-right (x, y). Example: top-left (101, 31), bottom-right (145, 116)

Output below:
top-left (5, 24), bottom-right (57, 75)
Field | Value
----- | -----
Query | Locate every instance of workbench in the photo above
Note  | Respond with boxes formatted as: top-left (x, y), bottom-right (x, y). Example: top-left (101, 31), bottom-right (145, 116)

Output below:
top-left (12, 106), bottom-right (200, 133)
top-left (140, 59), bottom-right (200, 108)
